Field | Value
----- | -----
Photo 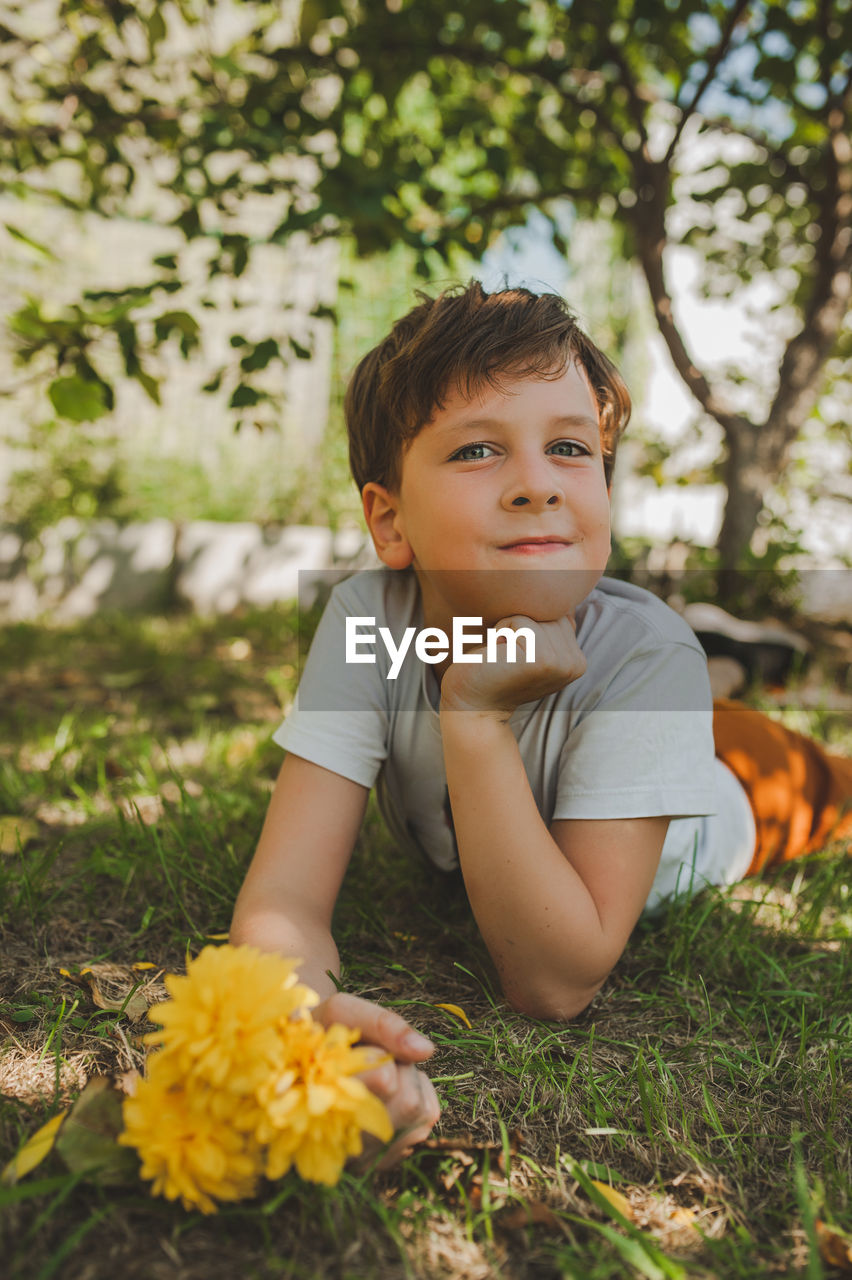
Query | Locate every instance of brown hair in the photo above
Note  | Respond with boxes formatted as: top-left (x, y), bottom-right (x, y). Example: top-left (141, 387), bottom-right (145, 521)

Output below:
top-left (344, 280), bottom-right (631, 491)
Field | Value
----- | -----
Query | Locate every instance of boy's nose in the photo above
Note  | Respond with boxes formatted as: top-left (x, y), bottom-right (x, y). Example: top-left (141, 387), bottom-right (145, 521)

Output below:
top-left (511, 493), bottom-right (561, 507)
top-left (502, 469), bottom-right (564, 511)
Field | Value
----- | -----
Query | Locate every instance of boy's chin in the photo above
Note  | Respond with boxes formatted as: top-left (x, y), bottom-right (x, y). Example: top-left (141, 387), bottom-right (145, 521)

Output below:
top-left (427, 567), bottom-right (606, 625)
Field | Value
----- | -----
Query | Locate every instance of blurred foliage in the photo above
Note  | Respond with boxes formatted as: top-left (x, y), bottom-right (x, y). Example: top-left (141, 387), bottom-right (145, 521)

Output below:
top-left (4, 417), bottom-right (125, 541)
top-left (4, 407), bottom-right (362, 537)
top-left (0, 0), bottom-right (850, 578)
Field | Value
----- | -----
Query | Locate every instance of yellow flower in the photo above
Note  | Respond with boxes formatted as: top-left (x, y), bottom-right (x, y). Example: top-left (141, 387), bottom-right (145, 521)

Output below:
top-left (258, 1019), bottom-right (393, 1185)
top-left (119, 1064), bottom-right (262, 1214)
top-left (146, 944), bottom-right (317, 1095)
top-left (120, 944), bottom-right (395, 1208)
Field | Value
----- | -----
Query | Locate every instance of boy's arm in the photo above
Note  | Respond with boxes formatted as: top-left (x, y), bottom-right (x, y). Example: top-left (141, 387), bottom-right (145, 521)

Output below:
top-left (230, 754), bottom-right (441, 1151)
top-left (440, 615), bottom-right (669, 1021)
top-left (230, 753), bottom-right (367, 998)
top-left (442, 712), bottom-right (667, 1019)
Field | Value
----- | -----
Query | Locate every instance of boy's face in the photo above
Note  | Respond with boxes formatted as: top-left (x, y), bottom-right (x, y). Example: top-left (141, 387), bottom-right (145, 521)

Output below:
top-left (363, 362), bottom-right (612, 630)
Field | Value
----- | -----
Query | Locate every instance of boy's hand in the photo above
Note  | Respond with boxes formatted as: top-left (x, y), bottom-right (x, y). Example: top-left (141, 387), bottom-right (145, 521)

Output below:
top-left (440, 614), bottom-right (586, 718)
top-left (314, 993), bottom-right (440, 1169)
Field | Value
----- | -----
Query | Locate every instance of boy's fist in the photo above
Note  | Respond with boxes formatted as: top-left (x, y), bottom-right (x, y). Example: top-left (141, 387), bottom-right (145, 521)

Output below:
top-left (439, 614), bottom-right (586, 717)
top-left (314, 992), bottom-right (441, 1169)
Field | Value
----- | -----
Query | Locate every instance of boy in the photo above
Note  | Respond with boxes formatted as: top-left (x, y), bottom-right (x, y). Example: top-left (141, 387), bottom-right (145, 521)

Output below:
top-left (231, 281), bottom-right (852, 1160)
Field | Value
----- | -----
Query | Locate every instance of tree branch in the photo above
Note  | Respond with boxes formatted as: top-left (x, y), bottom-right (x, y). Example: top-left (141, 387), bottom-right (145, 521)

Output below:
top-left (434, 185), bottom-right (592, 231)
top-left (692, 114), bottom-right (811, 185)
top-left (663, 0), bottom-right (752, 166)
top-left (629, 160), bottom-right (752, 437)
top-left (761, 63), bottom-right (852, 454)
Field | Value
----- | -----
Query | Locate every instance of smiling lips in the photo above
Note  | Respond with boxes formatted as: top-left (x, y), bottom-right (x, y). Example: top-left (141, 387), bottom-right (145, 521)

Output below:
top-left (498, 536), bottom-right (573, 554)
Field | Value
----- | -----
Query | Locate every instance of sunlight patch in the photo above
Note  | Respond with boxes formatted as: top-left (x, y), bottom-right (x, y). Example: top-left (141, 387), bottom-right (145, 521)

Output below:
top-left (0, 1047), bottom-right (89, 1104)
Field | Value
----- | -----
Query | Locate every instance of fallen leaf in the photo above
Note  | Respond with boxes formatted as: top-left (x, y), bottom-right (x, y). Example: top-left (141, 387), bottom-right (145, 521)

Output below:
top-left (438, 1152), bottom-right (474, 1192)
top-left (428, 1145), bottom-right (475, 1167)
top-left (433, 1002), bottom-right (472, 1029)
top-left (590, 1179), bottom-right (635, 1222)
top-left (669, 1206), bottom-right (696, 1227)
top-left (1, 1109), bottom-right (68, 1185)
top-left (131, 962), bottom-right (156, 971)
top-left (817, 1220), bottom-right (852, 1272)
top-left (116, 1070), bottom-right (141, 1096)
top-left (0, 816), bottom-right (39, 854)
top-left (498, 1200), bottom-right (562, 1231)
top-left (422, 1130), bottom-right (524, 1196)
top-left (60, 966), bottom-right (149, 1022)
top-left (55, 1077), bottom-right (139, 1185)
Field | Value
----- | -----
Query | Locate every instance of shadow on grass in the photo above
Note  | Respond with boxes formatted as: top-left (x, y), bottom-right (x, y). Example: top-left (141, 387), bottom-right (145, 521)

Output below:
top-left (1, 608), bottom-right (850, 1278)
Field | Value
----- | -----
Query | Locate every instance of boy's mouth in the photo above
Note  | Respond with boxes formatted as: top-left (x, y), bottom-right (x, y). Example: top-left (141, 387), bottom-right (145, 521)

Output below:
top-left (498, 536), bottom-right (573, 552)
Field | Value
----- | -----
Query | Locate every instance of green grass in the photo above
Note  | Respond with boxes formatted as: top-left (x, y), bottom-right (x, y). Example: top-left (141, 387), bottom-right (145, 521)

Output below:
top-left (1, 607), bottom-right (850, 1278)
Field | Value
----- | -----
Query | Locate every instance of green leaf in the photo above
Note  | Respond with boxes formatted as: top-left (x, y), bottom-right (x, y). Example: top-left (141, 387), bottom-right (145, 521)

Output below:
top-left (145, 6), bottom-right (166, 49)
top-left (136, 369), bottom-right (161, 404)
top-left (55, 1078), bottom-right (139, 1186)
top-left (589, 1222), bottom-right (676, 1280)
top-left (3, 224), bottom-right (57, 258)
top-left (239, 338), bottom-right (280, 372)
top-left (47, 377), bottom-right (110, 422)
top-left (229, 384), bottom-right (263, 408)
top-left (153, 310), bottom-right (200, 356)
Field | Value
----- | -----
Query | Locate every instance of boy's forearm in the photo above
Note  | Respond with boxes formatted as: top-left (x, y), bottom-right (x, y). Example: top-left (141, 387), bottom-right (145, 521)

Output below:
top-left (229, 902), bottom-right (341, 1001)
top-left (440, 711), bottom-right (614, 1019)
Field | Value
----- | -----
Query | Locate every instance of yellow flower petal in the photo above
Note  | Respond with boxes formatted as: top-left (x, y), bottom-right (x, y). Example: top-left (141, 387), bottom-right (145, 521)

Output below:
top-left (434, 1002), bottom-right (472, 1029)
top-left (120, 943), bottom-right (394, 1204)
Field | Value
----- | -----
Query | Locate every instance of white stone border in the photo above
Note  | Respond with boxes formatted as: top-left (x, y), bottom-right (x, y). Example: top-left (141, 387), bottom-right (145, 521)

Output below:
top-left (0, 519), bottom-right (377, 620)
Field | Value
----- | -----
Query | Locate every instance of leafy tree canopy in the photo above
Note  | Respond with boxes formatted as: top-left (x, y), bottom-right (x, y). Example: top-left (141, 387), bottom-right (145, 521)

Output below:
top-left (1, 0), bottom-right (850, 570)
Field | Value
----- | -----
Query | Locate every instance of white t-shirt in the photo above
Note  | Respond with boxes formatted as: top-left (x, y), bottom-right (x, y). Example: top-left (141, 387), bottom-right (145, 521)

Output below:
top-left (274, 569), bottom-right (755, 913)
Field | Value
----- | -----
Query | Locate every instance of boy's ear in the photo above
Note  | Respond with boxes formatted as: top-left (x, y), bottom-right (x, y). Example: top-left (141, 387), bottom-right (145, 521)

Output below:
top-left (361, 483), bottom-right (415, 569)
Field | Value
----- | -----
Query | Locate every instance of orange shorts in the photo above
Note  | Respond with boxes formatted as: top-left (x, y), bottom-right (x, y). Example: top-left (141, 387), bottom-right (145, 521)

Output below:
top-left (713, 699), bottom-right (852, 876)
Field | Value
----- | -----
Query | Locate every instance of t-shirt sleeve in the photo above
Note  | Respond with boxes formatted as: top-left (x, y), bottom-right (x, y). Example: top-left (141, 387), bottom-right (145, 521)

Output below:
top-left (552, 640), bottom-right (717, 820)
top-left (272, 580), bottom-right (389, 790)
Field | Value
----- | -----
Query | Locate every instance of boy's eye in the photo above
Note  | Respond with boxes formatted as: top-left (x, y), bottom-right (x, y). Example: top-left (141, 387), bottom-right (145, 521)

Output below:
top-left (449, 442), bottom-right (495, 462)
top-left (548, 440), bottom-right (589, 457)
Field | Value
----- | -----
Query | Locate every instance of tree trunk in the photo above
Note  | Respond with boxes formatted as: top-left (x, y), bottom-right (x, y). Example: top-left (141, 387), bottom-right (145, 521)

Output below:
top-left (715, 425), bottom-right (767, 601)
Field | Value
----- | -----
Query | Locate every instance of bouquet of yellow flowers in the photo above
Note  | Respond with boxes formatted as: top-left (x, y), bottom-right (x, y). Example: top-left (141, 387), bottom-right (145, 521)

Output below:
top-left (118, 944), bottom-right (393, 1213)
